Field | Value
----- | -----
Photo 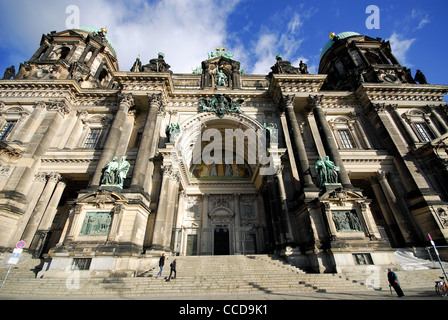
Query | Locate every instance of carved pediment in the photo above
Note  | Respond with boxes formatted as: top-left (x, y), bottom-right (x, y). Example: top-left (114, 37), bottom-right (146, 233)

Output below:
top-left (209, 207), bottom-right (234, 222)
top-left (77, 190), bottom-right (126, 208)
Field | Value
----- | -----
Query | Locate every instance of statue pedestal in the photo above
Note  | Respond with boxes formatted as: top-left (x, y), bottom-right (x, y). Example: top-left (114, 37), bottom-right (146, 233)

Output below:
top-left (323, 183), bottom-right (342, 193)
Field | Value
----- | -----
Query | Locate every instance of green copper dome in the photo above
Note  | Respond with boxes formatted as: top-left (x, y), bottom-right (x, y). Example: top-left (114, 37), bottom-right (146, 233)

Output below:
top-left (75, 26), bottom-right (117, 58)
top-left (320, 32), bottom-right (361, 59)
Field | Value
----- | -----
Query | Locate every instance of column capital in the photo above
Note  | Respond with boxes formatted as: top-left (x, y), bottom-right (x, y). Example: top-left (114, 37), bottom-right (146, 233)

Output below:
top-left (47, 172), bottom-right (62, 183)
top-left (34, 101), bottom-right (47, 110)
top-left (280, 94), bottom-right (295, 111)
top-left (118, 93), bottom-right (135, 110)
top-left (372, 103), bottom-right (387, 113)
top-left (308, 94), bottom-right (323, 108)
top-left (47, 101), bottom-right (71, 117)
top-left (33, 172), bottom-right (47, 183)
top-left (376, 170), bottom-right (389, 181)
top-left (147, 93), bottom-right (163, 106)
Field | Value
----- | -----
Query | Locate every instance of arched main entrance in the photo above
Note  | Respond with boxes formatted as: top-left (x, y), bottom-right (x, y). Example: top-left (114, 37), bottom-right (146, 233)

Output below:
top-left (168, 111), bottom-right (284, 256)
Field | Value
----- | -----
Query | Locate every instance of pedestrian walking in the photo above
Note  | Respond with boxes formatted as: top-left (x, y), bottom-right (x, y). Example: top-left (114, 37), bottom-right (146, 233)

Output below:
top-left (156, 253), bottom-right (165, 278)
top-left (387, 268), bottom-right (404, 297)
top-left (166, 259), bottom-right (177, 282)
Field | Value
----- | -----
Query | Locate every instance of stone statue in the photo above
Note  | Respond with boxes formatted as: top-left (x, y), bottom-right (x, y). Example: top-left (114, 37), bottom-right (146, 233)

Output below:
top-left (142, 52), bottom-right (172, 73)
top-left (299, 60), bottom-right (309, 74)
top-left (117, 156), bottom-right (130, 188)
top-left (315, 156), bottom-right (327, 188)
top-left (130, 55), bottom-right (142, 72)
top-left (269, 54), bottom-right (300, 75)
top-left (101, 156), bottom-right (131, 189)
top-left (414, 69), bottom-right (428, 84)
top-left (324, 156), bottom-right (340, 184)
top-left (101, 157), bottom-right (120, 186)
top-left (216, 68), bottom-right (227, 87)
top-left (263, 123), bottom-right (278, 145)
top-left (166, 123), bottom-right (181, 143)
top-left (2, 66), bottom-right (15, 80)
top-left (199, 94), bottom-right (244, 119)
top-left (314, 156), bottom-right (340, 187)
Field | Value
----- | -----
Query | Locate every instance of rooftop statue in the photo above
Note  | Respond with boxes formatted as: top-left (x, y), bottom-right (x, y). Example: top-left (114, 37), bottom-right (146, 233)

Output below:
top-left (216, 68), bottom-right (228, 87)
top-left (142, 52), bottom-right (172, 73)
top-left (130, 55), bottom-right (142, 72)
top-left (2, 66), bottom-right (15, 80)
top-left (270, 54), bottom-right (301, 75)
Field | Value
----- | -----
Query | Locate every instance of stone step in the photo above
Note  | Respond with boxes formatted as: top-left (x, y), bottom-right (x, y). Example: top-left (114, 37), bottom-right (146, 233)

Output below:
top-left (1, 254), bottom-right (445, 297)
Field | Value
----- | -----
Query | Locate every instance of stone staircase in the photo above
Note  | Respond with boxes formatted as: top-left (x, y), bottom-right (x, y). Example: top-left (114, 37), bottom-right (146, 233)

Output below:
top-left (0, 254), bottom-right (444, 298)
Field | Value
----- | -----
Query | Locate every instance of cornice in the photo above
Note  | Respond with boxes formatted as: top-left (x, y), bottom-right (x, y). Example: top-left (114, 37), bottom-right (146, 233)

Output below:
top-left (0, 80), bottom-right (119, 107)
top-left (356, 83), bottom-right (448, 107)
top-left (269, 74), bottom-right (327, 95)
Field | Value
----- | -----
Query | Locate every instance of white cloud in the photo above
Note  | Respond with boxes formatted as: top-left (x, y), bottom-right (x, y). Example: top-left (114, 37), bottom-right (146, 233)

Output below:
top-left (411, 9), bottom-right (430, 30)
top-left (388, 32), bottom-right (416, 67)
top-left (416, 16), bottom-right (430, 30)
top-left (0, 0), bottom-right (241, 73)
top-left (251, 33), bottom-right (277, 75)
top-left (248, 6), bottom-right (317, 75)
top-left (288, 13), bottom-right (303, 34)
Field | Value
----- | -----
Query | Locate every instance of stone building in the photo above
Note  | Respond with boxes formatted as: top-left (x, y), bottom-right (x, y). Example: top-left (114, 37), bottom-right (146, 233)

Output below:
top-left (0, 28), bottom-right (447, 276)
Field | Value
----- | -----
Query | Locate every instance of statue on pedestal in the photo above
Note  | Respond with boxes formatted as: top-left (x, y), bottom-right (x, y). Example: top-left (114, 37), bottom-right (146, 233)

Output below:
top-left (101, 156), bottom-right (131, 189)
top-left (315, 156), bottom-right (340, 188)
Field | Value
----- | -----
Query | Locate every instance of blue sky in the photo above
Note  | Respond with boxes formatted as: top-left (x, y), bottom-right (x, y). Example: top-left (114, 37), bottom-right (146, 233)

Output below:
top-left (0, 0), bottom-right (447, 92)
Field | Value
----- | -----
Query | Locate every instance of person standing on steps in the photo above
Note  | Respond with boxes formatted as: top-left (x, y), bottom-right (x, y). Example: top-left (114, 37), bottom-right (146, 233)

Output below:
top-left (166, 259), bottom-right (177, 282)
top-left (156, 253), bottom-right (165, 278)
top-left (387, 268), bottom-right (405, 297)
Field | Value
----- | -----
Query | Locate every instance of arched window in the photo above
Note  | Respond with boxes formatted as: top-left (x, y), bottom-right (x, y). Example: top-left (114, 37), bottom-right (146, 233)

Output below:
top-left (0, 106), bottom-right (28, 141)
top-left (329, 116), bottom-right (367, 149)
top-left (82, 116), bottom-right (109, 149)
top-left (403, 110), bottom-right (437, 143)
top-left (0, 121), bottom-right (16, 141)
top-left (58, 47), bottom-right (71, 60)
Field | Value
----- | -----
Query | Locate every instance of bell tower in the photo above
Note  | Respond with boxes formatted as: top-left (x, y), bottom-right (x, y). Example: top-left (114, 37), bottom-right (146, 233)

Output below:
top-left (15, 27), bottom-right (119, 89)
top-left (319, 32), bottom-right (419, 91)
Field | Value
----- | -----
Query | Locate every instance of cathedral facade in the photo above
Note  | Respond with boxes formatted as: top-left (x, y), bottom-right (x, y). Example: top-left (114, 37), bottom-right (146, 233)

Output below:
top-left (1, 28), bottom-right (447, 276)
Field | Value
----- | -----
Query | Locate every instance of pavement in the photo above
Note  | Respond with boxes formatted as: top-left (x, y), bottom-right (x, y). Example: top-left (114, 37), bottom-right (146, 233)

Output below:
top-left (2, 287), bottom-right (444, 320)
top-left (0, 287), bottom-right (445, 300)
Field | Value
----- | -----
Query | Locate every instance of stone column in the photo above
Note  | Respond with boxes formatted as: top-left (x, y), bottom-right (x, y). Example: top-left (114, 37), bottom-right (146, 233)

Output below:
top-left (387, 104), bottom-right (419, 144)
top-left (162, 171), bottom-right (180, 250)
top-left (90, 93), bottom-right (134, 188)
top-left (11, 172), bottom-right (47, 247)
top-left (107, 203), bottom-right (125, 243)
top-left (276, 166), bottom-right (293, 241)
top-left (201, 193), bottom-right (210, 254)
top-left (15, 102), bottom-right (46, 143)
top-left (173, 191), bottom-right (186, 254)
top-left (233, 193), bottom-right (242, 254)
top-left (376, 171), bottom-right (417, 245)
top-left (65, 110), bottom-right (88, 149)
top-left (310, 95), bottom-right (353, 189)
top-left (21, 172), bottom-right (61, 247)
top-left (435, 105), bottom-right (448, 132)
top-left (37, 180), bottom-right (67, 231)
top-left (130, 93), bottom-right (162, 191)
top-left (151, 166), bottom-right (179, 251)
top-left (426, 105), bottom-right (448, 134)
top-left (282, 95), bottom-right (315, 189)
top-left (14, 102), bottom-right (70, 197)
top-left (63, 204), bottom-right (84, 244)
